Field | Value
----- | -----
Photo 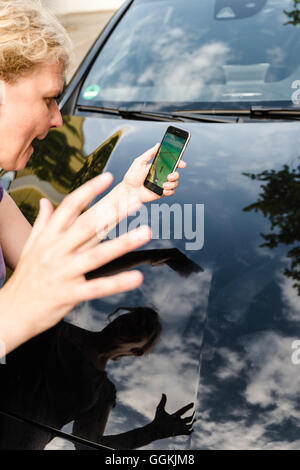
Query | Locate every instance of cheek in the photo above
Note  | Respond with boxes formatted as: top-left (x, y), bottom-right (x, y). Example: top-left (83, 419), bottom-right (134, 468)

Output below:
top-left (27, 104), bottom-right (50, 135)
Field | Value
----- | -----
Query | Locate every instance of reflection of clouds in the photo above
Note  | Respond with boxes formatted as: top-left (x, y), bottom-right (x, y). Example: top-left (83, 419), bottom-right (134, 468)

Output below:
top-left (266, 46), bottom-right (286, 65)
top-left (138, 40), bottom-right (231, 102)
top-left (45, 438), bottom-right (74, 450)
top-left (90, 11), bottom-right (232, 103)
top-left (66, 301), bottom-right (102, 330)
top-left (104, 267), bottom-right (212, 449)
top-left (67, 298), bottom-right (127, 331)
top-left (243, 332), bottom-right (300, 410)
top-left (192, 414), bottom-right (267, 450)
top-left (109, 342), bottom-right (197, 421)
top-left (209, 256), bottom-right (280, 323)
top-left (277, 268), bottom-right (300, 322)
top-left (106, 333), bottom-right (199, 450)
top-left (142, 268), bottom-right (211, 322)
top-left (192, 411), bottom-right (300, 450)
top-left (215, 348), bottom-right (244, 380)
top-left (188, 123), bottom-right (300, 198)
top-left (193, 330), bottom-right (300, 449)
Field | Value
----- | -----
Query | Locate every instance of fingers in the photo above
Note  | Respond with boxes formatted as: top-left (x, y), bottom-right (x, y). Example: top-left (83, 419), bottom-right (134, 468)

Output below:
top-left (177, 160), bottom-right (186, 169)
top-left (70, 226), bottom-right (152, 275)
top-left (162, 189), bottom-right (175, 197)
top-left (181, 412), bottom-right (195, 425)
top-left (74, 270), bottom-right (144, 303)
top-left (163, 181), bottom-right (178, 191)
top-left (62, 194), bottom-right (142, 254)
top-left (162, 173), bottom-right (179, 197)
top-left (22, 198), bottom-right (55, 257)
top-left (174, 402), bottom-right (194, 417)
top-left (139, 143), bottom-right (160, 164)
top-left (157, 393), bottom-right (167, 411)
top-left (161, 164), bottom-right (186, 197)
top-left (47, 173), bottom-right (114, 234)
top-left (167, 171), bottom-right (180, 182)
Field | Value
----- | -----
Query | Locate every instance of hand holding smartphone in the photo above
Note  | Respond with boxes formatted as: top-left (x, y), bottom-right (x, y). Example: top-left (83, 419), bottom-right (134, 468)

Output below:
top-left (144, 126), bottom-right (190, 196)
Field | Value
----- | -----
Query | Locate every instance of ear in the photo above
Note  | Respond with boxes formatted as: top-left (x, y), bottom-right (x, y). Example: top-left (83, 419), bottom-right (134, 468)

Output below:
top-left (131, 348), bottom-right (144, 356)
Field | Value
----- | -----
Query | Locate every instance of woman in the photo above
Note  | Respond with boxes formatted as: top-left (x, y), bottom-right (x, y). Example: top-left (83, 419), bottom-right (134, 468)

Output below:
top-left (0, 0), bottom-right (185, 356)
top-left (0, 307), bottom-right (194, 449)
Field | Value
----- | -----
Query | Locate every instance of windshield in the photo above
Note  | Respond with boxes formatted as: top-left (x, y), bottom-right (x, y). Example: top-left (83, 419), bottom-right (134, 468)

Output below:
top-left (78, 0), bottom-right (300, 111)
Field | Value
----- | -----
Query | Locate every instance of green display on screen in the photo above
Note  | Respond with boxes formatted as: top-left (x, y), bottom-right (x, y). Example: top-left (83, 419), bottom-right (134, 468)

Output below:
top-left (147, 132), bottom-right (186, 188)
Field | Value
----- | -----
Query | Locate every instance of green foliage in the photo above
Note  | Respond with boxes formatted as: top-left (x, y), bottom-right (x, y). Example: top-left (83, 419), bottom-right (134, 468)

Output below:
top-left (243, 159), bottom-right (300, 294)
top-left (283, 0), bottom-right (300, 26)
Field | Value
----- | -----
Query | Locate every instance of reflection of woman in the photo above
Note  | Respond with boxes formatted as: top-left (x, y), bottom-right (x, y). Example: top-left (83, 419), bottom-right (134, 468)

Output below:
top-left (0, 307), bottom-right (194, 450)
top-left (0, 0), bottom-right (186, 356)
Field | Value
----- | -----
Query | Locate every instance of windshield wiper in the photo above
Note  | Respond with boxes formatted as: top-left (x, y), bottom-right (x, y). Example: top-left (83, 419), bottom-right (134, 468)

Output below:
top-left (77, 105), bottom-right (235, 123)
top-left (250, 106), bottom-right (300, 119)
top-left (172, 107), bottom-right (300, 120)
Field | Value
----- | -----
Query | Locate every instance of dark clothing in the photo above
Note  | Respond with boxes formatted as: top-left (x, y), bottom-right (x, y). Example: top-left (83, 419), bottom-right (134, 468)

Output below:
top-left (0, 181), bottom-right (6, 288)
top-left (0, 322), bottom-right (116, 449)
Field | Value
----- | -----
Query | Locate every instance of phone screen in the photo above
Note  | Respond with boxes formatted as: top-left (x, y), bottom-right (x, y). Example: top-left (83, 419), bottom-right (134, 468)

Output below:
top-left (146, 131), bottom-right (187, 189)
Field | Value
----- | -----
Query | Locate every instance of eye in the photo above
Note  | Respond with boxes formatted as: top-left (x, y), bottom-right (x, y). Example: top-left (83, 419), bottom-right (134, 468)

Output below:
top-left (44, 94), bottom-right (62, 106)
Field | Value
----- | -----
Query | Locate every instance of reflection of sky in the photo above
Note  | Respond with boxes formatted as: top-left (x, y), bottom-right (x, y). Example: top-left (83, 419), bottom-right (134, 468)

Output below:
top-left (192, 330), bottom-right (300, 449)
top-left (68, 266), bottom-right (212, 450)
top-left (60, 116), bottom-right (300, 448)
top-left (79, 0), bottom-right (300, 105)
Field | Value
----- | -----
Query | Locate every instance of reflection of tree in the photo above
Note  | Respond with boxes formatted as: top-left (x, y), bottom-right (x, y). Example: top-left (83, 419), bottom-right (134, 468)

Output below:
top-left (283, 0), bottom-right (300, 26)
top-left (70, 133), bottom-right (121, 192)
top-left (1, 117), bottom-right (124, 285)
top-left (243, 159), bottom-right (300, 294)
top-left (28, 115), bottom-right (83, 193)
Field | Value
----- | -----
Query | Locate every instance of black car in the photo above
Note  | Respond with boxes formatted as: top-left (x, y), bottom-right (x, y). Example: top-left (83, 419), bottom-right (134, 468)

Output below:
top-left (1, 0), bottom-right (300, 450)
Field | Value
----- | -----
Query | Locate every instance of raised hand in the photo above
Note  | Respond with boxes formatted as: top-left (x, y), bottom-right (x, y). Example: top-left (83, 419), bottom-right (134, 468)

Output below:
top-left (0, 172), bottom-right (151, 354)
top-left (122, 144), bottom-right (187, 203)
top-left (149, 393), bottom-right (195, 440)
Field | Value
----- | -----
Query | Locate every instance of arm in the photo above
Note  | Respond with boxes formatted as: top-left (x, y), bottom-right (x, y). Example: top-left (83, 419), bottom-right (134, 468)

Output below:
top-left (73, 394), bottom-right (194, 450)
top-left (77, 145), bottom-right (186, 252)
top-left (86, 248), bottom-right (202, 279)
top-left (0, 173), bottom-right (151, 356)
top-left (0, 190), bottom-right (32, 270)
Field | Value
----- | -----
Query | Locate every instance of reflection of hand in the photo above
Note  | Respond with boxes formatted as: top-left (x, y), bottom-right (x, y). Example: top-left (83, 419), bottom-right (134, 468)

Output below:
top-left (122, 144), bottom-right (186, 203)
top-left (0, 173), bottom-right (151, 354)
top-left (150, 393), bottom-right (195, 440)
top-left (165, 250), bottom-right (203, 277)
top-left (150, 248), bottom-right (203, 277)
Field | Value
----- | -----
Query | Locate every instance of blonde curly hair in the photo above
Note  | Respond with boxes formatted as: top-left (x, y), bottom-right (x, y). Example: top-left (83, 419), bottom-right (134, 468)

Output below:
top-left (0, 0), bottom-right (73, 82)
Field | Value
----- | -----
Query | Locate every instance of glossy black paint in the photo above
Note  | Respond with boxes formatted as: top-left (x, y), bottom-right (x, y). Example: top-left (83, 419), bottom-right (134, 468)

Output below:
top-left (1, 115), bottom-right (299, 450)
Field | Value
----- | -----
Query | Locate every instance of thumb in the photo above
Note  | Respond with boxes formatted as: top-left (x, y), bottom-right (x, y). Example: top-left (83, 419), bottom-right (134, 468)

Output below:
top-left (22, 198), bottom-right (55, 256)
top-left (157, 393), bottom-right (167, 412)
top-left (140, 143), bottom-right (160, 164)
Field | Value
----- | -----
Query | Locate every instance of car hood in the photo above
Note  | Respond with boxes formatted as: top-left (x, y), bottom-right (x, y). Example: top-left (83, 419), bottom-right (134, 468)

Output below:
top-left (2, 115), bottom-right (300, 450)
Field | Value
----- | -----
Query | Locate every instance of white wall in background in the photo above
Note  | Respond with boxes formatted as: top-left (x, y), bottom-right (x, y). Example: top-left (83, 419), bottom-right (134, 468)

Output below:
top-left (44, 0), bottom-right (126, 15)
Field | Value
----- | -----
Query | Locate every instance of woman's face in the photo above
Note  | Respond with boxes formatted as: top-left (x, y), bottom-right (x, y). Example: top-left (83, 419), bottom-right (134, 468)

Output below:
top-left (111, 338), bottom-right (151, 361)
top-left (0, 62), bottom-right (64, 171)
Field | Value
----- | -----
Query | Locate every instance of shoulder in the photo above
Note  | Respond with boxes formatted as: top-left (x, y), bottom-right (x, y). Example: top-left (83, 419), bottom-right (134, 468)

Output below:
top-left (102, 372), bottom-right (117, 408)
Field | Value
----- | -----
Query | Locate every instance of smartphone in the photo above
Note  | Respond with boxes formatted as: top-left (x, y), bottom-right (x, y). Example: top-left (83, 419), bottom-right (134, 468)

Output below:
top-left (144, 126), bottom-right (190, 195)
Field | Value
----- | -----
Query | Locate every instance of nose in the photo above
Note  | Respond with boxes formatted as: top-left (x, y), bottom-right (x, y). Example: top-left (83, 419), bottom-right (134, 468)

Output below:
top-left (50, 100), bottom-right (63, 129)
